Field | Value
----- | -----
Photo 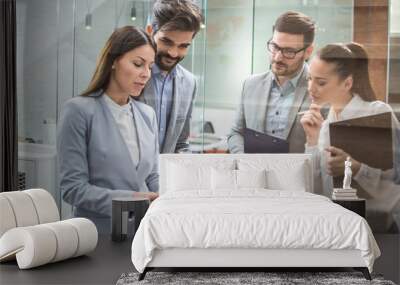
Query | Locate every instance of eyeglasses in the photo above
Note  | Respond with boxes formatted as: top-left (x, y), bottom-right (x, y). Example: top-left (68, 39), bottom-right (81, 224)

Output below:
top-left (267, 40), bottom-right (308, 59)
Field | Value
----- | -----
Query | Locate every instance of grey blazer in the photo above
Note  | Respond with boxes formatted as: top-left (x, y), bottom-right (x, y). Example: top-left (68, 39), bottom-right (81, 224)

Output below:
top-left (57, 91), bottom-right (159, 233)
top-left (227, 65), bottom-right (311, 153)
top-left (140, 64), bottom-right (196, 153)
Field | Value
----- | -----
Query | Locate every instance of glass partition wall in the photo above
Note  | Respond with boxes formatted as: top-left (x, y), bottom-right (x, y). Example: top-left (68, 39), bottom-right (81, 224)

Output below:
top-left (198, 0), bottom-right (353, 153)
top-left (16, 0), bottom-right (61, 212)
top-left (16, 0), bottom-right (397, 221)
top-left (389, 0), bottom-right (400, 107)
top-left (16, 0), bottom-right (159, 217)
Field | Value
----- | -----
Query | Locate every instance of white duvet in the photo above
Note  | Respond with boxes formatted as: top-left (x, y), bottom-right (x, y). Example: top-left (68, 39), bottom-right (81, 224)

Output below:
top-left (131, 190), bottom-right (380, 273)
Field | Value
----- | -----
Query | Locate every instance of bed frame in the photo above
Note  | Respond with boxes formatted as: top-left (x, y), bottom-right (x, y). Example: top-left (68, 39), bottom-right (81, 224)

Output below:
top-left (138, 154), bottom-right (372, 281)
top-left (139, 248), bottom-right (371, 280)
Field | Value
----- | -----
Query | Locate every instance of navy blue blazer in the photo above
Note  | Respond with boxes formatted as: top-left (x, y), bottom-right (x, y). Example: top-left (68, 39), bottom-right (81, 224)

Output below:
top-left (57, 91), bottom-right (159, 233)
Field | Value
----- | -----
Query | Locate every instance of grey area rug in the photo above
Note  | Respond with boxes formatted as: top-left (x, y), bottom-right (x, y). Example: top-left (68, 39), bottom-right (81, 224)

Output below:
top-left (116, 271), bottom-right (396, 285)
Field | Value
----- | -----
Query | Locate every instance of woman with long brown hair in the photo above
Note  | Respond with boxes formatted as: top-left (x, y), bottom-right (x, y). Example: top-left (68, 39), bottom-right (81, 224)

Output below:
top-left (301, 42), bottom-right (400, 231)
top-left (57, 26), bottom-right (159, 233)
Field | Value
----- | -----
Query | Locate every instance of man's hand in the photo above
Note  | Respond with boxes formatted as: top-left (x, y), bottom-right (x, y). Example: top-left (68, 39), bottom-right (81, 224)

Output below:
top-left (325, 146), bottom-right (361, 177)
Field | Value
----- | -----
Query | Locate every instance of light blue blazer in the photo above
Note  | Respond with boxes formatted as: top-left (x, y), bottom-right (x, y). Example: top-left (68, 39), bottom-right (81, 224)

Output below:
top-left (57, 91), bottom-right (159, 233)
top-left (140, 64), bottom-right (197, 153)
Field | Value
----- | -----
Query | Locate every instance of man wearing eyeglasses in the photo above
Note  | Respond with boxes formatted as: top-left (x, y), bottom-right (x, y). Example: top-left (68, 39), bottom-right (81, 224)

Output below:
top-left (228, 11), bottom-right (315, 153)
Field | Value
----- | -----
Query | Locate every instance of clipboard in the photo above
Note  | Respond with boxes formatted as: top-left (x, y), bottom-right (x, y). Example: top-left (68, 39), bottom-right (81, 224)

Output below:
top-left (329, 112), bottom-right (393, 170)
top-left (243, 128), bottom-right (289, 153)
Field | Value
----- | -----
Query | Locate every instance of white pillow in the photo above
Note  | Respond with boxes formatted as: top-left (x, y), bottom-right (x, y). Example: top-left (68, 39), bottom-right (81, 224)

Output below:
top-left (237, 158), bottom-right (309, 191)
top-left (267, 166), bottom-right (306, 191)
top-left (236, 169), bottom-right (267, 189)
top-left (211, 169), bottom-right (236, 190)
top-left (168, 163), bottom-right (210, 191)
top-left (211, 169), bottom-right (267, 190)
top-left (167, 159), bottom-right (235, 192)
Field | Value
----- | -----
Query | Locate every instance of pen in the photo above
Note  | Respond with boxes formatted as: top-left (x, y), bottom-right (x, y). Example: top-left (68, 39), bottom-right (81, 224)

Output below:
top-left (297, 111), bottom-right (307, 116)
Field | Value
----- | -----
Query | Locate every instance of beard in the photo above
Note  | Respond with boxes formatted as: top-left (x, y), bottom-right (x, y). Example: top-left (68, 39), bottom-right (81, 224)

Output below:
top-left (155, 51), bottom-right (183, 72)
top-left (271, 57), bottom-right (304, 78)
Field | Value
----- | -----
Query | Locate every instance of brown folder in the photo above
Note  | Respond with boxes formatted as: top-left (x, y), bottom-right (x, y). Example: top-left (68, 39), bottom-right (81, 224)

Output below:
top-left (329, 112), bottom-right (393, 170)
top-left (329, 112), bottom-right (394, 193)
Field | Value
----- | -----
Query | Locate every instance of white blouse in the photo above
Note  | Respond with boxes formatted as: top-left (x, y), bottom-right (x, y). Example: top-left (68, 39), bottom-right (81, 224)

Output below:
top-left (305, 94), bottom-right (400, 230)
top-left (104, 94), bottom-right (140, 167)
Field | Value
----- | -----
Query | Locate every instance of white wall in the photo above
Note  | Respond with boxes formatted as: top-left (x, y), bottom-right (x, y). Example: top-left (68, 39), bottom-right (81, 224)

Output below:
top-left (391, 0), bottom-right (400, 34)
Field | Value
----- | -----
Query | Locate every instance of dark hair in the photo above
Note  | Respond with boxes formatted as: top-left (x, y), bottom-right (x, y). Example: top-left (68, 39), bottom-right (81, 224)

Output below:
top-left (151, 0), bottom-right (203, 35)
top-left (317, 42), bottom-right (376, 102)
top-left (273, 11), bottom-right (315, 46)
top-left (81, 26), bottom-right (156, 96)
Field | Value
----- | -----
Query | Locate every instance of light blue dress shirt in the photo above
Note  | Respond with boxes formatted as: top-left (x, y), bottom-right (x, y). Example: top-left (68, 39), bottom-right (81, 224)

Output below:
top-left (264, 65), bottom-right (305, 139)
top-left (151, 64), bottom-right (177, 148)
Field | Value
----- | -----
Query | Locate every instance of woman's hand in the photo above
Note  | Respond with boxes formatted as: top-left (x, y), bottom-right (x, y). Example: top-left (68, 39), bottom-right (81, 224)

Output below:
top-left (325, 146), bottom-right (361, 177)
top-left (300, 103), bottom-right (324, 146)
top-left (134, 191), bottom-right (159, 201)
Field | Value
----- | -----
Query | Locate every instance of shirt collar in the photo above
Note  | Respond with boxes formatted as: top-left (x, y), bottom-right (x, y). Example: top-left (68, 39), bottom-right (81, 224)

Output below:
top-left (104, 93), bottom-right (131, 112)
top-left (272, 63), bottom-right (305, 90)
top-left (152, 63), bottom-right (177, 78)
top-left (327, 94), bottom-right (363, 121)
top-left (337, 94), bottom-right (364, 119)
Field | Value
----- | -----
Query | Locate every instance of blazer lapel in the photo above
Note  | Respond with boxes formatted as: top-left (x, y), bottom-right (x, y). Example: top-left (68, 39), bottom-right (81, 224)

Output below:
top-left (282, 66), bottom-right (309, 139)
top-left (141, 81), bottom-right (157, 112)
top-left (98, 95), bottom-right (139, 181)
top-left (130, 101), bottom-right (144, 171)
top-left (255, 73), bottom-right (273, 132)
top-left (162, 75), bottom-right (182, 153)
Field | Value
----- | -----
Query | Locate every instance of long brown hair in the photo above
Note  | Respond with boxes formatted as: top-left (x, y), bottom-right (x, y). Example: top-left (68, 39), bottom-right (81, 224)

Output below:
top-left (81, 26), bottom-right (156, 96)
top-left (316, 42), bottom-right (376, 101)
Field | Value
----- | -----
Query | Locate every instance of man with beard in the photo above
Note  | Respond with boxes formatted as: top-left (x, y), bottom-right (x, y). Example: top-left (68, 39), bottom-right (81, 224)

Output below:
top-left (141, 0), bottom-right (202, 153)
top-left (228, 11), bottom-right (315, 153)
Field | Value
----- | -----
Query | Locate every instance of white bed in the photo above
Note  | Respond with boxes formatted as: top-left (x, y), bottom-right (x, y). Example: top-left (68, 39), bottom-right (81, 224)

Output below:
top-left (131, 154), bottom-right (380, 280)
